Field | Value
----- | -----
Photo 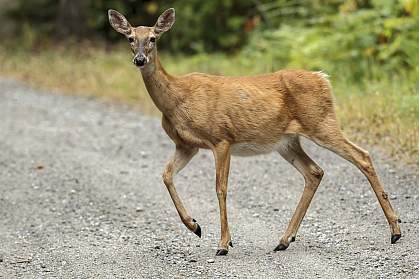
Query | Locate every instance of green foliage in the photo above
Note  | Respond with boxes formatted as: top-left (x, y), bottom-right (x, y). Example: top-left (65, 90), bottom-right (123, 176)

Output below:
top-left (4, 0), bottom-right (419, 72)
top-left (3, 0), bottom-right (255, 52)
top-left (165, 0), bottom-right (256, 52)
top-left (243, 0), bottom-right (419, 83)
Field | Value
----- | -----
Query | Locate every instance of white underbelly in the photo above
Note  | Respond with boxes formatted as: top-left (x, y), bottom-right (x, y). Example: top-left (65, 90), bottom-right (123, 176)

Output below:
top-left (231, 138), bottom-right (289, 157)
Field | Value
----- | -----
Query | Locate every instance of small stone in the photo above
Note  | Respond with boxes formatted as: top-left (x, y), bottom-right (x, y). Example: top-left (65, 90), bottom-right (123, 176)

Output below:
top-left (189, 259), bottom-right (197, 263)
top-left (207, 259), bottom-right (215, 263)
top-left (15, 258), bottom-right (32, 264)
top-left (136, 207), bottom-right (144, 212)
top-left (121, 235), bottom-right (129, 240)
top-left (41, 263), bottom-right (46, 268)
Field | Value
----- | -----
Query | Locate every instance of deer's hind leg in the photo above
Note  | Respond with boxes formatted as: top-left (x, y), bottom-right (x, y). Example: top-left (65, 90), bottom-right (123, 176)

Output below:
top-left (163, 145), bottom-right (201, 237)
top-left (307, 116), bottom-right (401, 244)
top-left (275, 135), bottom-right (324, 251)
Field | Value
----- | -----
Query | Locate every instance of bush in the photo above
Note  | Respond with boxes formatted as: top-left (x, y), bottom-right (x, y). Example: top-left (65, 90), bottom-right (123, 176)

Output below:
top-left (242, 0), bottom-right (419, 82)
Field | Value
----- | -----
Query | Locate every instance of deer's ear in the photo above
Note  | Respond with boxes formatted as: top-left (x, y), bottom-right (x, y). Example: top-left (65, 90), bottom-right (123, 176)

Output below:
top-left (154, 8), bottom-right (175, 36)
top-left (108, 9), bottom-right (132, 36)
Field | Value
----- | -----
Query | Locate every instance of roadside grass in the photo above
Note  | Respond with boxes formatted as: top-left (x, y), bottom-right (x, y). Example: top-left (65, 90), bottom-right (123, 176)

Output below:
top-left (0, 46), bottom-right (417, 167)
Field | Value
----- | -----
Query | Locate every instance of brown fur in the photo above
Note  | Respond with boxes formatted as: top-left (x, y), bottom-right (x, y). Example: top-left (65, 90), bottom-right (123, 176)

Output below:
top-left (109, 8), bottom-right (402, 255)
top-left (156, 69), bottom-right (333, 148)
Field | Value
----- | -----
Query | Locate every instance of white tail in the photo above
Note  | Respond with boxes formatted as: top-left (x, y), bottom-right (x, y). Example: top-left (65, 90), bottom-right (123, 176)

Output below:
top-left (109, 8), bottom-right (401, 256)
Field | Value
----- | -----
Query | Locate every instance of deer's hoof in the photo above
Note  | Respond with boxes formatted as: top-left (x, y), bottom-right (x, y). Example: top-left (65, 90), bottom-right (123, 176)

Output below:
top-left (229, 241), bottom-right (233, 248)
top-left (216, 249), bottom-right (228, 256)
top-left (274, 243), bottom-right (289, 251)
top-left (193, 222), bottom-right (201, 238)
top-left (391, 234), bottom-right (401, 244)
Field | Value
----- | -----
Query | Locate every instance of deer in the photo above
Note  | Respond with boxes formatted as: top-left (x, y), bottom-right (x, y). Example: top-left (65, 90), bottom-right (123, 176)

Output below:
top-left (108, 8), bottom-right (402, 256)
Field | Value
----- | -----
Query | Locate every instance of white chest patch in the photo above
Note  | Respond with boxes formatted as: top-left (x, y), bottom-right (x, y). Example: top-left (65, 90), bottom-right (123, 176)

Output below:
top-left (231, 137), bottom-right (291, 157)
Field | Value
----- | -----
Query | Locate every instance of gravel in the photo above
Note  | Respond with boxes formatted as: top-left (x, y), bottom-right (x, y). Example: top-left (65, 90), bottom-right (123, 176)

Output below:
top-left (0, 78), bottom-right (418, 278)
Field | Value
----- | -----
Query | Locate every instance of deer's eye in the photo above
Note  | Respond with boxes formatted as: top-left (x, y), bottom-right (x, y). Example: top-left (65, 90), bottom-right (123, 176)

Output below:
top-left (150, 37), bottom-right (156, 43)
top-left (128, 37), bottom-right (134, 43)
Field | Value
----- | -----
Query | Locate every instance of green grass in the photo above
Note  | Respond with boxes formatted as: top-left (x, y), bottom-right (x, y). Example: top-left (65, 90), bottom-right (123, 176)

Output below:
top-left (0, 46), bottom-right (417, 168)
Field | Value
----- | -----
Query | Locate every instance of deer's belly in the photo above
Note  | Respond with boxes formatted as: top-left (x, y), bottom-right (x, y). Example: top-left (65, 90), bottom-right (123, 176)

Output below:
top-left (231, 139), bottom-right (287, 157)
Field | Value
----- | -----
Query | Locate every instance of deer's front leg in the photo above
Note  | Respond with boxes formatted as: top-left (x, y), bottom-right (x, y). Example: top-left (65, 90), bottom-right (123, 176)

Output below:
top-left (213, 141), bottom-right (232, 256)
top-left (163, 145), bottom-right (201, 237)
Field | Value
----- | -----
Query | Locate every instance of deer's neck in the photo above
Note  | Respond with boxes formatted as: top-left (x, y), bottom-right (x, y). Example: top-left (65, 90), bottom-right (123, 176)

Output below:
top-left (140, 56), bottom-right (179, 114)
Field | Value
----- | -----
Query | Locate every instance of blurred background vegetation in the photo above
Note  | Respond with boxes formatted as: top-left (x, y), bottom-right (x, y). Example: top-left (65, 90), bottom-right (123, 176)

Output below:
top-left (0, 0), bottom-right (417, 166)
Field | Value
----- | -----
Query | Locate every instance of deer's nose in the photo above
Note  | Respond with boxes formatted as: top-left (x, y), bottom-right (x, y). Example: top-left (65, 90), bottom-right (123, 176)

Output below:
top-left (133, 54), bottom-right (147, 67)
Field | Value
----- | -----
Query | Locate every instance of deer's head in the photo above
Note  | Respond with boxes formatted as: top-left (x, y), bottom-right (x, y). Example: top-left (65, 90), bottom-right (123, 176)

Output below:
top-left (108, 8), bottom-right (175, 68)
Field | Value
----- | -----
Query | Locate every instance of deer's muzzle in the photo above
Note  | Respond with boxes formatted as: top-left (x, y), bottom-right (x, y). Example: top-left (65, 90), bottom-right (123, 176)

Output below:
top-left (133, 54), bottom-right (148, 67)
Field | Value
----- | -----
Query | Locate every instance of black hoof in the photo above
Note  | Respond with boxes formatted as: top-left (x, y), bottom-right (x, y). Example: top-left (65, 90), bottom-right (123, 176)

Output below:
top-left (290, 236), bottom-right (296, 242)
top-left (193, 223), bottom-right (201, 238)
top-left (216, 249), bottom-right (228, 256)
top-left (229, 241), bottom-right (233, 248)
top-left (274, 243), bottom-right (289, 251)
top-left (391, 234), bottom-right (401, 244)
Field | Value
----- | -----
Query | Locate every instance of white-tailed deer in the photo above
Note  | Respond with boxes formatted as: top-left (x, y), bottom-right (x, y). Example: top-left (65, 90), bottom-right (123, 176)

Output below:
top-left (108, 8), bottom-right (401, 256)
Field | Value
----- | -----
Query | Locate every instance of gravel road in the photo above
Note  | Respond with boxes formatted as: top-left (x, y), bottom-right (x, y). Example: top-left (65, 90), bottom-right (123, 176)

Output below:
top-left (0, 78), bottom-right (418, 279)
